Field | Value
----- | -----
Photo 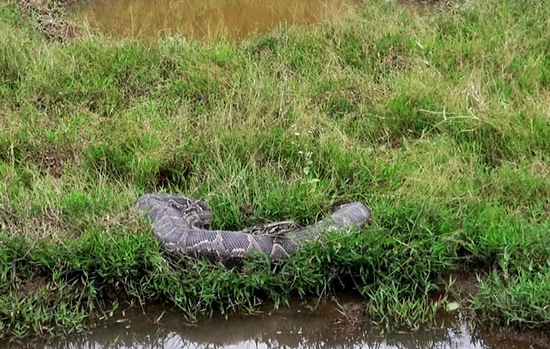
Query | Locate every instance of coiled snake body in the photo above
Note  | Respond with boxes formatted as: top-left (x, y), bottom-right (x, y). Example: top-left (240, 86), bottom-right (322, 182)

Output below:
top-left (137, 193), bottom-right (371, 262)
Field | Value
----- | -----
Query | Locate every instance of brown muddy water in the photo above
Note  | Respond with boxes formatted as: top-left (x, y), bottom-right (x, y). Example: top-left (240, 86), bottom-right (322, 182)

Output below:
top-left (5, 297), bottom-right (543, 349)
top-left (71, 0), bottom-right (359, 41)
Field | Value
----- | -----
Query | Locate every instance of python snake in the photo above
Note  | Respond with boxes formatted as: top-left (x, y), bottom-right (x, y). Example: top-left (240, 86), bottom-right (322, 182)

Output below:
top-left (137, 193), bottom-right (371, 263)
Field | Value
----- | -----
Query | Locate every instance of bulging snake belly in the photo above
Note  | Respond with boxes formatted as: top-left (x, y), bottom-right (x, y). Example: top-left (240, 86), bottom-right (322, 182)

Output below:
top-left (137, 193), bottom-right (371, 262)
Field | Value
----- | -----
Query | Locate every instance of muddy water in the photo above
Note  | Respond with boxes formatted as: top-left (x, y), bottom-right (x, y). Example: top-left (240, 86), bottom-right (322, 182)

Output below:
top-left (7, 297), bottom-right (541, 349)
top-left (72, 0), bottom-right (358, 41)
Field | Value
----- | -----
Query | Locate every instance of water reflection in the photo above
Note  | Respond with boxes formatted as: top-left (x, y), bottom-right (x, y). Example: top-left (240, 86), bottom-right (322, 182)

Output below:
top-left (72, 0), bottom-right (358, 41)
top-left (7, 298), bottom-right (536, 349)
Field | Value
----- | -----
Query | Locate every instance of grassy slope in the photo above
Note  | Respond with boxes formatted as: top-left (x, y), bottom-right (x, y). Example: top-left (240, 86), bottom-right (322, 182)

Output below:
top-left (1, 0), bottom-right (549, 337)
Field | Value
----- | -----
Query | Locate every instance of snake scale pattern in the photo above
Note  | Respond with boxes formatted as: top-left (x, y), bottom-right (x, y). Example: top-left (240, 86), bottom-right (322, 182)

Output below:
top-left (137, 193), bottom-right (371, 263)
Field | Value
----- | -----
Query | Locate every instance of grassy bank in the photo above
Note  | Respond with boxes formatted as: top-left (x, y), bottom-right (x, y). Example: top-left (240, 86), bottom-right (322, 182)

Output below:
top-left (1, 0), bottom-right (549, 338)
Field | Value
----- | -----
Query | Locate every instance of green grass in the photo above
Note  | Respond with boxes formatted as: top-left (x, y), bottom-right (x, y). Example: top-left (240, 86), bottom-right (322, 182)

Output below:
top-left (1, 0), bottom-right (549, 338)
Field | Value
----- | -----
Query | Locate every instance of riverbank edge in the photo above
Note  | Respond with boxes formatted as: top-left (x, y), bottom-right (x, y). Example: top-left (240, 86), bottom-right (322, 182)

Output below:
top-left (1, 229), bottom-right (549, 347)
